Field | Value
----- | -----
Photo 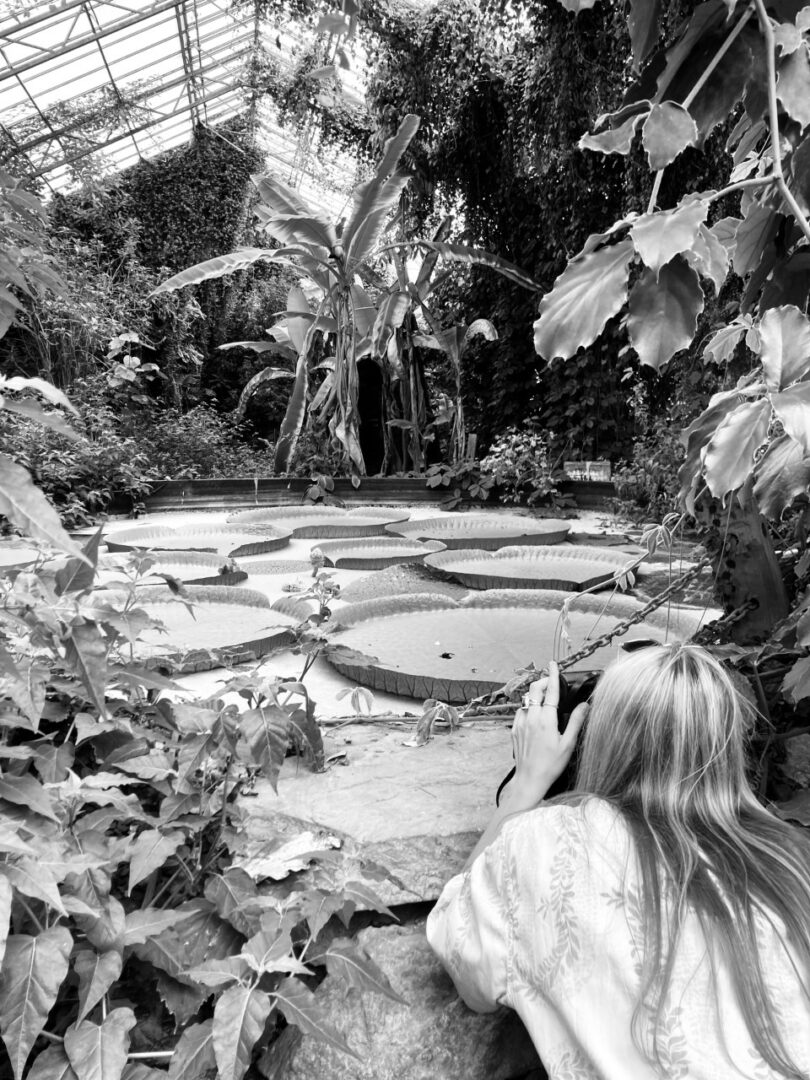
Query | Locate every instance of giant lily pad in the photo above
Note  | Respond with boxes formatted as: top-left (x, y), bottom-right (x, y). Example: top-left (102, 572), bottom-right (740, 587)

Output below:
top-left (226, 505), bottom-right (411, 538)
top-left (125, 551), bottom-right (248, 587)
top-left (424, 544), bottom-right (636, 591)
top-left (0, 541), bottom-right (38, 571)
top-left (385, 513), bottom-right (570, 549)
top-left (105, 523), bottom-right (291, 557)
top-left (131, 585), bottom-right (300, 671)
top-left (325, 591), bottom-right (704, 702)
top-left (314, 537), bottom-right (446, 570)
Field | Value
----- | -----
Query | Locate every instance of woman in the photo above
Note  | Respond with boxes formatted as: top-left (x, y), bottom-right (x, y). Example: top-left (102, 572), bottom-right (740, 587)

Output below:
top-left (427, 646), bottom-right (810, 1079)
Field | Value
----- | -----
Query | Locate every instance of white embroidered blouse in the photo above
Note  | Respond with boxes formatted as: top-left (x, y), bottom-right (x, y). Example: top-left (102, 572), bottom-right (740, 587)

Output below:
top-left (426, 799), bottom-right (810, 1080)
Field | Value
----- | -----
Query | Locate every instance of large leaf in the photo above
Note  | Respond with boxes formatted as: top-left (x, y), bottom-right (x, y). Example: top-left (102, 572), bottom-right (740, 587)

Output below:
top-left (265, 214), bottom-right (337, 252)
top-left (629, 200), bottom-right (708, 275)
top-left (123, 907), bottom-right (185, 946)
top-left (370, 291), bottom-right (409, 357)
top-left (252, 173), bottom-right (320, 223)
top-left (578, 113), bottom-right (642, 156)
top-left (628, 0), bottom-right (663, 70)
top-left (54, 529), bottom-right (103, 596)
top-left (732, 204), bottom-right (781, 277)
top-left (703, 398), bottom-right (772, 498)
top-left (234, 368), bottom-right (293, 419)
top-left (1, 376), bottom-right (76, 414)
top-left (777, 44), bottom-right (810, 129)
top-left (0, 454), bottom-right (86, 559)
top-left (204, 870), bottom-right (258, 936)
top-left (627, 259), bottom-right (704, 370)
top-left (413, 240), bottom-right (539, 292)
top-left (771, 383), bottom-right (810, 453)
top-left (0, 647), bottom-right (46, 728)
top-left (753, 434), bottom-right (810, 517)
top-left (25, 1045), bottom-right (78, 1079)
top-left (128, 829), bottom-right (184, 894)
top-left (641, 102), bottom-right (698, 169)
top-left (212, 986), bottom-right (273, 1080)
top-left (273, 977), bottom-right (357, 1059)
top-left (685, 224), bottom-right (729, 293)
top-left (273, 354), bottom-right (308, 473)
top-left (533, 239), bottom-right (634, 361)
top-left (0, 775), bottom-right (58, 822)
top-left (168, 1020), bottom-right (216, 1080)
top-left (74, 950), bottom-right (123, 1022)
top-left (63, 1008), bottom-right (135, 1080)
top-left (0, 927), bottom-right (73, 1080)
top-left (63, 624), bottom-right (108, 719)
top-left (0, 877), bottom-right (10, 969)
top-left (238, 707), bottom-right (289, 791)
top-left (757, 305), bottom-right (810, 390)
top-left (1, 398), bottom-right (80, 442)
top-left (151, 249), bottom-right (280, 296)
top-left (286, 286), bottom-right (312, 355)
top-left (325, 939), bottom-right (406, 1003)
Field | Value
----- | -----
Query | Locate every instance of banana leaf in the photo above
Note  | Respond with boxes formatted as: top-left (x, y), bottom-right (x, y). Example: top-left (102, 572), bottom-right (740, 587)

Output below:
top-left (397, 241), bottom-right (541, 293)
top-left (235, 367), bottom-right (295, 419)
top-left (274, 354), bottom-right (309, 473)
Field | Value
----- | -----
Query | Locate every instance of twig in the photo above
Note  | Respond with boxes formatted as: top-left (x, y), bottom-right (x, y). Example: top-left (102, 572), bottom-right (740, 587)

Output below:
top-left (754, 0), bottom-right (810, 243)
top-left (39, 1031), bottom-right (64, 1045)
top-left (647, 3), bottom-right (755, 212)
top-left (127, 1051), bottom-right (175, 1060)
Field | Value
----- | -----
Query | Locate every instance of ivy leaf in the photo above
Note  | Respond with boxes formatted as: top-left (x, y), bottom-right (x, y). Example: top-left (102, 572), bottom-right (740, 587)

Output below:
top-left (325, 939), bottom-right (407, 1003)
top-left (273, 977), bottom-right (358, 1059)
top-left (777, 44), bottom-right (810, 129)
top-left (642, 103), bottom-right (698, 168)
top-left (578, 113), bottom-right (642, 155)
top-left (123, 907), bottom-right (185, 946)
top-left (0, 927), bottom-right (73, 1080)
top-left (753, 434), bottom-right (810, 517)
top-left (627, 259), bottom-right (704, 370)
top-left (25, 1045), bottom-right (78, 1080)
top-left (533, 239), bottom-right (634, 361)
top-left (237, 707), bottom-right (289, 792)
top-left (702, 399), bottom-right (772, 499)
top-left (0, 454), bottom-right (86, 560)
top-left (63, 1008), bottom-right (136, 1080)
top-left (757, 305), bottom-right (810, 390)
top-left (63, 624), bottom-right (108, 720)
top-left (167, 1020), bottom-right (216, 1080)
top-left (771, 383), bottom-right (810, 453)
top-left (128, 829), bottom-right (184, 894)
top-left (212, 985), bottom-right (273, 1080)
top-left (74, 950), bottom-right (123, 1023)
top-left (629, 199), bottom-right (709, 276)
top-left (628, 0), bottom-right (662, 70)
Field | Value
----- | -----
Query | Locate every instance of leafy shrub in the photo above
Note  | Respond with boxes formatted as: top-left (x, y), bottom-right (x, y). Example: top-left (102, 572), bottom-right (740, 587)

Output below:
top-left (425, 459), bottom-right (494, 508)
top-left (479, 423), bottom-right (559, 505)
top-left (612, 415), bottom-right (685, 523)
top-left (143, 405), bottom-right (276, 479)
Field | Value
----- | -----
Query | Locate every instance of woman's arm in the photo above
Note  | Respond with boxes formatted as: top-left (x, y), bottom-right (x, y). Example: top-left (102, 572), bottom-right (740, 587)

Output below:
top-left (464, 661), bottom-right (588, 869)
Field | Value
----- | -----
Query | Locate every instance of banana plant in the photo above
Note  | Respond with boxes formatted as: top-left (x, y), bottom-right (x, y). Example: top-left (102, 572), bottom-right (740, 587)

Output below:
top-left (152, 114), bottom-right (540, 477)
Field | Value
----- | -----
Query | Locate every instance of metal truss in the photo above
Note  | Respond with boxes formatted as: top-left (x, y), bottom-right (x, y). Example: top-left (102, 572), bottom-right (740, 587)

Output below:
top-left (0, 0), bottom-right (363, 215)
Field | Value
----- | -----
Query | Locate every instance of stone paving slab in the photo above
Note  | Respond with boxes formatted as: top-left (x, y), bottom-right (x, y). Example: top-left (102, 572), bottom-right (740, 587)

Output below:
top-left (237, 721), bottom-right (514, 904)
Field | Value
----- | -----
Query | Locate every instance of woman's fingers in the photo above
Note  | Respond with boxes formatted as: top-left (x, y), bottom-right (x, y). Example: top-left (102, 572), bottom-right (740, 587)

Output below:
top-left (542, 661), bottom-right (561, 709)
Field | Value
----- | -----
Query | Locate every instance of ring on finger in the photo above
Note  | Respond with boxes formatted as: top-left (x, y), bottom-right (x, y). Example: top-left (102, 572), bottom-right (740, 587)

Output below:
top-left (522, 692), bottom-right (545, 708)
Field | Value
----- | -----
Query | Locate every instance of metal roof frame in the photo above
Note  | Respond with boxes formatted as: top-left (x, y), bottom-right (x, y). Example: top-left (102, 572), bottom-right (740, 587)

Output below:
top-left (0, 0), bottom-right (364, 216)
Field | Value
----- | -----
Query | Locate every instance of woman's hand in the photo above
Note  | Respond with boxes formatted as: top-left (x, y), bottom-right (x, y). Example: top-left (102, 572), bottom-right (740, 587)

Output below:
top-left (508, 661), bottom-right (589, 806)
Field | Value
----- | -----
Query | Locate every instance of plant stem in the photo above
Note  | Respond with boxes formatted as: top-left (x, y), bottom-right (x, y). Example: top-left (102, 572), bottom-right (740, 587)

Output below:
top-left (647, 2), bottom-right (755, 213)
top-left (754, 0), bottom-right (810, 243)
top-left (39, 1030), bottom-right (64, 1044)
top-left (17, 897), bottom-right (45, 933)
top-left (127, 1051), bottom-right (175, 1060)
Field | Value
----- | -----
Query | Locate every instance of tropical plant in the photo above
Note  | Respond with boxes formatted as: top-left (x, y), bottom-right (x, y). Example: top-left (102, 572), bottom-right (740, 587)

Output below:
top-left (533, 0), bottom-right (810, 704)
top-left (479, 422), bottom-right (560, 506)
top-left (152, 114), bottom-right (540, 479)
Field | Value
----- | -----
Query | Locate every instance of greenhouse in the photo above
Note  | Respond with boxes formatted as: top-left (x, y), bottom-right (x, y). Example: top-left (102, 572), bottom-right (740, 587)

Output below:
top-left (2, 0), bottom-right (810, 1077)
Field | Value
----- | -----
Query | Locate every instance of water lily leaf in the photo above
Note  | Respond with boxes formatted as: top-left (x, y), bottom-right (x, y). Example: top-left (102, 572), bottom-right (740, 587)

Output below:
top-left (642, 103), bottom-right (698, 168)
top-left (578, 113), bottom-right (642, 155)
top-left (777, 44), bottom-right (810, 128)
top-left (771, 383), bottom-right (810, 453)
top-left (325, 939), bottom-right (406, 1003)
top-left (213, 985), bottom-right (273, 1080)
top-left (627, 258), bottom-right (704, 370)
top-left (274, 977), bottom-right (357, 1059)
top-left (0, 927), bottom-right (73, 1080)
top-left (703, 398), bottom-right (772, 499)
top-left (128, 829), bottom-right (184, 893)
top-left (534, 239), bottom-right (634, 361)
top-left (64, 1008), bottom-right (135, 1080)
top-left (167, 1020), bottom-right (216, 1080)
top-left (758, 305), bottom-right (810, 390)
top-left (74, 950), bottom-right (122, 1022)
top-left (629, 200), bottom-right (709, 275)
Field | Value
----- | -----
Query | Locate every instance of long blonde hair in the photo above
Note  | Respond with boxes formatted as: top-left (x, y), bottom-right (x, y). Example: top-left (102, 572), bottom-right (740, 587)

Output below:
top-left (572, 643), bottom-right (810, 1077)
